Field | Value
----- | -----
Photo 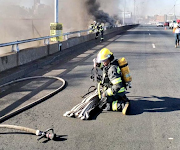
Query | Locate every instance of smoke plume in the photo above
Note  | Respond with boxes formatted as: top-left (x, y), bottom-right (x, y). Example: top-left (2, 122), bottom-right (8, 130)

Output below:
top-left (85, 0), bottom-right (115, 25)
top-left (0, 0), bottom-right (122, 55)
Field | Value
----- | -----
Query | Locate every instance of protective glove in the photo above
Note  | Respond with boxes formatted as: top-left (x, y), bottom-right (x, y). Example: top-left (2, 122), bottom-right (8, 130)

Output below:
top-left (102, 92), bottom-right (106, 98)
top-left (98, 92), bottom-right (107, 109)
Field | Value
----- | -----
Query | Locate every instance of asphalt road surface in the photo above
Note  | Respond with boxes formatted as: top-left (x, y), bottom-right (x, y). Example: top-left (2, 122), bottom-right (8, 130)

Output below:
top-left (0, 25), bottom-right (180, 150)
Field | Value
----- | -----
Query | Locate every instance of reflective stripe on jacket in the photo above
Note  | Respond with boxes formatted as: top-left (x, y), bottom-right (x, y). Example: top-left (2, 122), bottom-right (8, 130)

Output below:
top-left (98, 25), bottom-right (104, 31)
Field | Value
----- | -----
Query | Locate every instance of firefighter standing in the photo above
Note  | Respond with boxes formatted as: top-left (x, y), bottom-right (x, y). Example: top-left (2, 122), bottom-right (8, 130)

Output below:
top-left (95, 23), bottom-right (104, 42)
top-left (90, 24), bottom-right (95, 32)
top-left (95, 23), bottom-right (100, 39)
top-left (90, 21), bottom-right (97, 33)
top-left (98, 23), bottom-right (104, 42)
top-left (94, 48), bottom-right (129, 114)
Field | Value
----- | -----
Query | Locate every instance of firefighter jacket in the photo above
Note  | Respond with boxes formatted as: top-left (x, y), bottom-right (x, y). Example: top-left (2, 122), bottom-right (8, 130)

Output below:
top-left (101, 59), bottom-right (125, 97)
top-left (99, 25), bottom-right (104, 32)
top-left (90, 24), bottom-right (95, 32)
top-left (97, 24), bottom-right (104, 32)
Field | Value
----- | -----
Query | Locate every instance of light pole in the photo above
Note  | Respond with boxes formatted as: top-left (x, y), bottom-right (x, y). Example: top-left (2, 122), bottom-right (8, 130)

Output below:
top-left (174, 0), bottom-right (178, 20)
top-left (174, 5), bottom-right (176, 20)
top-left (134, 0), bottom-right (136, 24)
top-left (123, 0), bottom-right (126, 25)
top-left (55, 0), bottom-right (59, 23)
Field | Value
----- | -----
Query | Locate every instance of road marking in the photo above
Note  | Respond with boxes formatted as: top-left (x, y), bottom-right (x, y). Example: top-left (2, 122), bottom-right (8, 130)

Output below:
top-left (152, 44), bottom-right (156, 48)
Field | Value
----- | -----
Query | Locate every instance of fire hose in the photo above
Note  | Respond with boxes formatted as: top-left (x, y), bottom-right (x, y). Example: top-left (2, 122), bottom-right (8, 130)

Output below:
top-left (0, 76), bottom-right (66, 141)
top-left (63, 90), bottom-right (100, 120)
top-left (63, 66), bottom-right (103, 120)
top-left (0, 124), bottom-right (56, 141)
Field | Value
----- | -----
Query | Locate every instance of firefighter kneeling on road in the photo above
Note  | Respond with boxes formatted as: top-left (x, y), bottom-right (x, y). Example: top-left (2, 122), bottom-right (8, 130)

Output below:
top-left (94, 48), bottom-right (130, 114)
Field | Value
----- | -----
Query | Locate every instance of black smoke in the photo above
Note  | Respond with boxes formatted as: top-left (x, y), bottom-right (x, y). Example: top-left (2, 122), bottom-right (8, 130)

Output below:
top-left (85, 0), bottom-right (115, 25)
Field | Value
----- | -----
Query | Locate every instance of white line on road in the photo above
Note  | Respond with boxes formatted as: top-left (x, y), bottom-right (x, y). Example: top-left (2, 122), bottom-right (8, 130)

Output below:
top-left (152, 44), bottom-right (156, 48)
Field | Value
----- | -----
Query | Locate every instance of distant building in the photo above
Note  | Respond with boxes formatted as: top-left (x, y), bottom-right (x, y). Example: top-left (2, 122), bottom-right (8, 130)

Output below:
top-left (154, 15), bottom-right (165, 22)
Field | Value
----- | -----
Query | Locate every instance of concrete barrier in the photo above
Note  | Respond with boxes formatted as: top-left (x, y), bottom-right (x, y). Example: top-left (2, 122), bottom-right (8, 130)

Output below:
top-left (0, 24), bottom-right (138, 85)
top-left (18, 46), bottom-right (48, 65)
top-left (0, 53), bottom-right (17, 72)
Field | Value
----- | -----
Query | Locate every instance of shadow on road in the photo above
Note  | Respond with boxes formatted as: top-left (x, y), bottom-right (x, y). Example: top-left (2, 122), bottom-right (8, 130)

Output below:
top-left (42, 135), bottom-right (68, 143)
top-left (89, 107), bottom-right (102, 120)
top-left (53, 135), bottom-right (68, 142)
top-left (73, 94), bottom-right (180, 119)
top-left (128, 95), bottom-right (180, 115)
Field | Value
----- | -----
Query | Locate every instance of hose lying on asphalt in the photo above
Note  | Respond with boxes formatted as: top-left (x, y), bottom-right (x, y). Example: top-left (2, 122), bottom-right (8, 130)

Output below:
top-left (63, 90), bottom-right (100, 120)
top-left (0, 76), bottom-right (66, 123)
top-left (0, 124), bottom-right (36, 134)
top-left (0, 124), bottom-right (56, 141)
top-left (0, 76), bottom-right (65, 141)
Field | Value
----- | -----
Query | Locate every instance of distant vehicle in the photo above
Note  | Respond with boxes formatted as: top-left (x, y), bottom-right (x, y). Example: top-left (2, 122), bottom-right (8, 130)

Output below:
top-left (169, 20), bottom-right (176, 29)
top-left (164, 22), bottom-right (169, 26)
top-left (156, 22), bottom-right (164, 27)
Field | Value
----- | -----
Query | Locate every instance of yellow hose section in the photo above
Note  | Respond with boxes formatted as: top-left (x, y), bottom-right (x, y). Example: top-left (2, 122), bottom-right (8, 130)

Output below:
top-left (0, 124), bottom-right (36, 134)
top-left (98, 82), bottom-right (101, 99)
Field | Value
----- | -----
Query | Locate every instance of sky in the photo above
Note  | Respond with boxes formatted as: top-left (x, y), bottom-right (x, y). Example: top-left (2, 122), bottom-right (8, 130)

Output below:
top-left (16, 0), bottom-right (180, 16)
top-left (120, 0), bottom-right (180, 16)
top-left (0, 0), bottom-right (179, 16)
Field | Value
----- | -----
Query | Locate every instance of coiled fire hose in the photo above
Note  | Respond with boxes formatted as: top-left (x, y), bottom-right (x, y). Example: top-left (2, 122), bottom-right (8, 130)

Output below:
top-left (63, 79), bottom-right (102, 120)
top-left (63, 90), bottom-right (100, 120)
top-left (0, 76), bottom-right (66, 141)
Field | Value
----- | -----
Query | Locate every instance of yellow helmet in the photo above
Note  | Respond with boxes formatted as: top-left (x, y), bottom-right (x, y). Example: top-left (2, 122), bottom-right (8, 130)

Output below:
top-left (97, 48), bottom-right (113, 62)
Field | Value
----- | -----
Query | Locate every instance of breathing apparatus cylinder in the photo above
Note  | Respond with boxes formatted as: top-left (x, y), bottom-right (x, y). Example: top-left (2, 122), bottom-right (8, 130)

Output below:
top-left (118, 57), bottom-right (132, 86)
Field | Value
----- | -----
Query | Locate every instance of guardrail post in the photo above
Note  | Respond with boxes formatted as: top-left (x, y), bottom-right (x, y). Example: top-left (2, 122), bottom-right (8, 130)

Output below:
top-left (44, 39), bottom-right (49, 45)
top-left (12, 43), bottom-right (19, 53)
top-left (65, 35), bottom-right (68, 40)
top-left (16, 44), bottom-right (19, 53)
top-left (58, 42), bottom-right (62, 51)
top-left (78, 32), bottom-right (81, 37)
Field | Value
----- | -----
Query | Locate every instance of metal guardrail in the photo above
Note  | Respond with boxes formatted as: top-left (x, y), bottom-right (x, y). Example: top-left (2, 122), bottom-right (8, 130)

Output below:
top-left (0, 29), bottom-right (91, 53)
top-left (0, 24), bottom-right (117, 53)
top-left (0, 23), bottom-right (134, 54)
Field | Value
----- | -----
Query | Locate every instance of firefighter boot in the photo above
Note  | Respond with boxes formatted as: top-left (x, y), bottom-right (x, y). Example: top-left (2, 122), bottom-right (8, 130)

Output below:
top-left (103, 103), bottom-right (111, 111)
top-left (100, 38), bottom-right (104, 42)
top-left (122, 101), bottom-right (130, 115)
